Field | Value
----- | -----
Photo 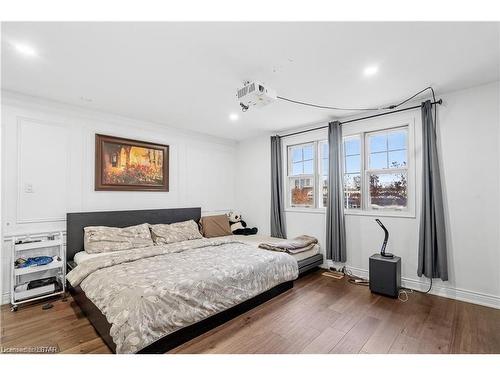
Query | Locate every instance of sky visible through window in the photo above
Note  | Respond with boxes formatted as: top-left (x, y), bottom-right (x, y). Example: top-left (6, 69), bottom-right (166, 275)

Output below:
top-left (369, 130), bottom-right (407, 169)
top-left (291, 144), bottom-right (314, 175)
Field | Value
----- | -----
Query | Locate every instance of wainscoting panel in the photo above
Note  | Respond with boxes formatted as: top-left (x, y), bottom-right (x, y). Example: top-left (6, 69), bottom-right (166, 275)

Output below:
top-left (16, 117), bottom-right (69, 224)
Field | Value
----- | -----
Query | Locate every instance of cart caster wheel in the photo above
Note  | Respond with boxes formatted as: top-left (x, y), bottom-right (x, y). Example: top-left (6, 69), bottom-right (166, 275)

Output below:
top-left (11, 305), bottom-right (18, 312)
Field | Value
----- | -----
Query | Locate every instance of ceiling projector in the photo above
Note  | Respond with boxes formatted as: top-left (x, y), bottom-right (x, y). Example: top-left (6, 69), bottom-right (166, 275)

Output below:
top-left (237, 81), bottom-right (276, 111)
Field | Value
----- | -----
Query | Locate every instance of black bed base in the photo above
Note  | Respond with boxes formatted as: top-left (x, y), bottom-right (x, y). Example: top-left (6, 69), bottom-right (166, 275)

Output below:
top-left (297, 253), bottom-right (323, 275)
top-left (70, 280), bottom-right (293, 354)
top-left (66, 207), bottom-right (308, 354)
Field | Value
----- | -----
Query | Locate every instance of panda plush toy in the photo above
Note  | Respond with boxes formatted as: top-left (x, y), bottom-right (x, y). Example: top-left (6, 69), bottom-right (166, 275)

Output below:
top-left (227, 211), bottom-right (258, 236)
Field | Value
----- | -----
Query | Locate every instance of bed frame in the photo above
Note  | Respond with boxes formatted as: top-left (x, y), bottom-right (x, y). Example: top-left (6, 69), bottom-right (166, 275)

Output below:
top-left (66, 207), bottom-right (294, 354)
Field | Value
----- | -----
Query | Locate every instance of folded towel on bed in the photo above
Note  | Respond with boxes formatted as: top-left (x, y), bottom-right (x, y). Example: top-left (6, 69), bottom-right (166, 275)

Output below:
top-left (258, 235), bottom-right (318, 254)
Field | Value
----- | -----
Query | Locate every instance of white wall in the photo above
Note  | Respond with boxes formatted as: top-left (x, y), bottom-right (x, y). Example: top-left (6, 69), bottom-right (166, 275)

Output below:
top-left (236, 81), bottom-right (500, 308)
top-left (1, 92), bottom-right (237, 303)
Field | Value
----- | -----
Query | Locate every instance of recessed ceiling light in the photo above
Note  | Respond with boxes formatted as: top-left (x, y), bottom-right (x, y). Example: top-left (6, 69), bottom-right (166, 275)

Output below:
top-left (363, 65), bottom-right (378, 77)
top-left (13, 42), bottom-right (37, 57)
top-left (229, 113), bottom-right (239, 121)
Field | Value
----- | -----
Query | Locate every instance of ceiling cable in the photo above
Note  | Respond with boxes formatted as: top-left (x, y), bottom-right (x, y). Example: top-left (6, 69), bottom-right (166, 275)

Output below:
top-left (276, 86), bottom-right (437, 112)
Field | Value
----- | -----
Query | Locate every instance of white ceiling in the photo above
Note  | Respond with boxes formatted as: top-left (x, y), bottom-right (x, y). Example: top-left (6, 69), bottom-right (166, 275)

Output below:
top-left (2, 22), bottom-right (499, 140)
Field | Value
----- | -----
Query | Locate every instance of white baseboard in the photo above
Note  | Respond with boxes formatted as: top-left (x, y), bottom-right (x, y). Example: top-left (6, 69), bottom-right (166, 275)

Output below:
top-left (2, 292), bottom-right (11, 305)
top-left (322, 260), bottom-right (500, 309)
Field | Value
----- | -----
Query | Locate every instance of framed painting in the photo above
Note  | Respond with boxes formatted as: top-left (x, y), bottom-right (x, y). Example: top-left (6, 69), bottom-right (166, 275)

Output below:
top-left (95, 134), bottom-right (169, 191)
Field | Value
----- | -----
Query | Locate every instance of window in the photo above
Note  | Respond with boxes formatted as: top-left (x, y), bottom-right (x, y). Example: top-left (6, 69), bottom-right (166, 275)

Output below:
top-left (288, 143), bottom-right (315, 207)
top-left (285, 123), bottom-right (412, 214)
top-left (343, 136), bottom-right (362, 209)
top-left (366, 128), bottom-right (408, 210)
top-left (319, 141), bottom-right (328, 207)
top-left (287, 141), bottom-right (328, 209)
top-left (343, 126), bottom-right (410, 213)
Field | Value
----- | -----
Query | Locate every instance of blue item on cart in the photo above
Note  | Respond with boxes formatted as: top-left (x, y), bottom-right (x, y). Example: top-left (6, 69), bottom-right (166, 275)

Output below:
top-left (15, 256), bottom-right (54, 268)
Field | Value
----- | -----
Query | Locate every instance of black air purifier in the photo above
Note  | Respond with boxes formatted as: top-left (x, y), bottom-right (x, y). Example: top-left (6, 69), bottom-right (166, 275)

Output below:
top-left (369, 254), bottom-right (401, 298)
top-left (369, 219), bottom-right (401, 298)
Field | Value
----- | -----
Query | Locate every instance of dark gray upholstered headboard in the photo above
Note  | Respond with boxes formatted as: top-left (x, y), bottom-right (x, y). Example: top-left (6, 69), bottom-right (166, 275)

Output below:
top-left (66, 207), bottom-right (201, 261)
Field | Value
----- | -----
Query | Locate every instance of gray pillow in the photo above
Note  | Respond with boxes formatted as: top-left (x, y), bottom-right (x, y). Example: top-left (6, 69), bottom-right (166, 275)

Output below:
top-left (149, 220), bottom-right (203, 244)
top-left (84, 223), bottom-right (154, 254)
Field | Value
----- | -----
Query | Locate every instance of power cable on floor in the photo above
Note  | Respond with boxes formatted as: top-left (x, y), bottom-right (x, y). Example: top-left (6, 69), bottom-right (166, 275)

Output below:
top-left (331, 266), bottom-right (433, 302)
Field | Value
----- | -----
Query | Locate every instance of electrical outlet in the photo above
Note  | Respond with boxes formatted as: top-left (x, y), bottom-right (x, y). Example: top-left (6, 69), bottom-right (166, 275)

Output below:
top-left (24, 183), bottom-right (34, 193)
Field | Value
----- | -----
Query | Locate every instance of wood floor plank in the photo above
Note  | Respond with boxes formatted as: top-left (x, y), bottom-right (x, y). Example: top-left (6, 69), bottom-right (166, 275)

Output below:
top-left (361, 298), bottom-right (413, 354)
top-left (2, 270), bottom-right (499, 354)
top-left (388, 333), bottom-right (420, 354)
top-left (330, 316), bottom-right (381, 354)
top-left (301, 327), bottom-right (346, 353)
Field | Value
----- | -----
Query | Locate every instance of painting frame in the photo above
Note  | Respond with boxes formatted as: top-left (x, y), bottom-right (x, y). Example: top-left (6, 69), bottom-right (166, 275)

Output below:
top-left (95, 134), bottom-right (169, 191)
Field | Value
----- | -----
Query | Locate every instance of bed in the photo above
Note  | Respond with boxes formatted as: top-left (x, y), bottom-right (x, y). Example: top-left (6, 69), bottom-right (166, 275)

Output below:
top-left (73, 234), bottom-right (324, 274)
top-left (66, 208), bottom-right (299, 354)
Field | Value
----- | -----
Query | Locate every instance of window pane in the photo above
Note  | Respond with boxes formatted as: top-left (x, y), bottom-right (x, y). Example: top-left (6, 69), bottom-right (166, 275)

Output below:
top-left (303, 145), bottom-right (313, 160)
top-left (345, 155), bottom-right (360, 173)
top-left (292, 148), bottom-right (302, 163)
top-left (388, 131), bottom-right (407, 150)
top-left (319, 141), bottom-right (329, 177)
top-left (321, 142), bottom-right (329, 158)
top-left (370, 152), bottom-right (387, 169)
top-left (369, 134), bottom-right (387, 153)
top-left (303, 159), bottom-right (314, 174)
top-left (344, 138), bottom-right (360, 156)
top-left (321, 159), bottom-right (328, 176)
top-left (388, 150), bottom-right (407, 168)
top-left (292, 162), bottom-right (303, 175)
top-left (344, 173), bottom-right (361, 209)
top-left (368, 172), bottom-right (407, 210)
top-left (290, 177), bottom-right (314, 207)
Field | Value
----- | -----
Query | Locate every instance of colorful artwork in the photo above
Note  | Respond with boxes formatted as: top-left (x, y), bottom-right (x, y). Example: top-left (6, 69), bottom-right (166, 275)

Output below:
top-left (95, 134), bottom-right (169, 191)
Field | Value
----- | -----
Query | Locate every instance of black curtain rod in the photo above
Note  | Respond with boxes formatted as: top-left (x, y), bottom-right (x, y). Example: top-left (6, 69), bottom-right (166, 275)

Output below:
top-left (279, 99), bottom-right (443, 139)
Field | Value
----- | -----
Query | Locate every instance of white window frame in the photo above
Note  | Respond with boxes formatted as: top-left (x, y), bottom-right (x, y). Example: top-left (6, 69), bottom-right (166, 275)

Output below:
top-left (318, 140), bottom-right (329, 209)
top-left (281, 117), bottom-right (415, 217)
top-left (342, 116), bottom-right (416, 218)
top-left (282, 128), bottom-right (328, 213)
top-left (343, 134), bottom-right (363, 211)
top-left (286, 142), bottom-right (316, 209)
top-left (364, 126), bottom-right (409, 213)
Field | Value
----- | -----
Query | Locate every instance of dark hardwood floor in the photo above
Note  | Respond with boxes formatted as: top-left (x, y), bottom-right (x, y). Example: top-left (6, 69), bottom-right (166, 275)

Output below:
top-left (1, 270), bottom-right (499, 354)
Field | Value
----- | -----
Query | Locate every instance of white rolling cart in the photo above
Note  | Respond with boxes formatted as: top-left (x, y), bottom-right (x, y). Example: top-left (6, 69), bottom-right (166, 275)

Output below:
top-left (10, 232), bottom-right (66, 312)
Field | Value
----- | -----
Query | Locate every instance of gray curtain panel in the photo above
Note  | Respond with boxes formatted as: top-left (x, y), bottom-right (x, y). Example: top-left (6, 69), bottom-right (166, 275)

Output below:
top-left (270, 136), bottom-right (287, 238)
top-left (418, 100), bottom-right (448, 281)
top-left (326, 121), bottom-right (346, 262)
